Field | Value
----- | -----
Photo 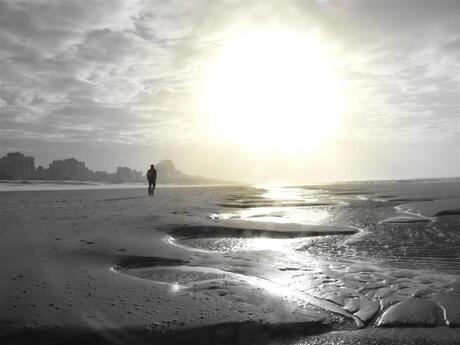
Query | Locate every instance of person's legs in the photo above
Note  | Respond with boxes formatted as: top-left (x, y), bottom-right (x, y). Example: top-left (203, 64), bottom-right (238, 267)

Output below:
top-left (148, 181), bottom-right (153, 195)
top-left (151, 182), bottom-right (156, 195)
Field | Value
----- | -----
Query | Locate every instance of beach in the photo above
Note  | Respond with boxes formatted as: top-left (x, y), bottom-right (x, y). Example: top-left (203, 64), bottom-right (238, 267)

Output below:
top-left (1, 181), bottom-right (459, 344)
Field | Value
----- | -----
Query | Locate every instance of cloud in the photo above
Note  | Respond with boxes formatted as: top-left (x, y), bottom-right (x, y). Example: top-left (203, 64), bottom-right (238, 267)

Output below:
top-left (0, 0), bottom-right (458, 179)
top-left (0, 0), bottom-right (197, 146)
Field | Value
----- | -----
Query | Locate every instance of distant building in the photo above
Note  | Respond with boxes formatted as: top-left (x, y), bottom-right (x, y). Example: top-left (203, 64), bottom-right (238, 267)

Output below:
top-left (0, 152), bottom-right (214, 184)
top-left (0, 152), bottom-right (35, 179)
top-left (63, 158), bottom-right (80, 179)
top-left (107, 173), bottom-right (118, 183)
top-left (49, 159), bottom-right (65, 179)
top-left (133, 170), bottom-right (143, 182)
top-left (94, 171), bottom-right (108, 181)
top-left (34, 166), bottom-right (49, 180)
top-left (0, 157), bottom-right (7, 179)
top-left (48, 158), bottom-right (92, 180)
top-left (116, 166), bottom-right (133, 182)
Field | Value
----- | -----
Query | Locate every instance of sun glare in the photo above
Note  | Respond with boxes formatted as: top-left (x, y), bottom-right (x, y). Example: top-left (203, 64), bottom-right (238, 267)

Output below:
top-left (203, 29), bottom-right (343, 153)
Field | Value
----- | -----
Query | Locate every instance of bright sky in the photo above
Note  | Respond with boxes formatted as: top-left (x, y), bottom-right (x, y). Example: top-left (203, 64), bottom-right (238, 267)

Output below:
top-left (0, 0), bottom-right (459, 183)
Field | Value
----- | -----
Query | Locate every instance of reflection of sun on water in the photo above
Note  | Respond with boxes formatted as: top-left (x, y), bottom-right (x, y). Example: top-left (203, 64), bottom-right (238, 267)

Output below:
top-left (239, 207), bottom-right (329, 225)
top-left (261, 187), bottom-right (304, 200)
top-left (203, 29), bottom-right (343, 153)
top-left (213, 207), bottom-right (329, 225)
top-left (170, 282), bottom-right (181, 293)
top-left (245, 237), bottom-right (289, 252)
top-left (260, 186), bottom-right (317, 201)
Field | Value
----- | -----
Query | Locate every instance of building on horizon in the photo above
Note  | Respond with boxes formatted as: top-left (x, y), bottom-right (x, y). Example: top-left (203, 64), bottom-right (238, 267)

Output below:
top-left (116, 166), bottom-right (133, 183)
top-left (133, 170), bottom-right (143, 182)
top-left (0, 151), bottom-right (146, 183)
top-left (94, 171), bottom-right (108, 181)
top-left (34, 166), bottom-right (49, 180)
top-left (0, 152), bottom-right (35, 179)
top-left (48, 158), bottom-right (93, 180)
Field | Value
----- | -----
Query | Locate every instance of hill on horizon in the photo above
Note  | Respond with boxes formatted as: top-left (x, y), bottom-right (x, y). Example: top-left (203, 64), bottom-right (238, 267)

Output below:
top-left (156, 160), bottom-right (234, 185)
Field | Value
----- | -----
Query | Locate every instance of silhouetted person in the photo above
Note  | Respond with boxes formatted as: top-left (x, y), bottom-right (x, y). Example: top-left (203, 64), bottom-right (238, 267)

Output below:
top-left (147, 164), bottom-right (157, 196)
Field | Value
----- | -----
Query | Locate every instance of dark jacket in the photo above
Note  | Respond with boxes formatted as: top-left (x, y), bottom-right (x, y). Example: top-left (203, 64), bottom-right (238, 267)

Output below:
top-left (147, 168), bottom-right (157, 182)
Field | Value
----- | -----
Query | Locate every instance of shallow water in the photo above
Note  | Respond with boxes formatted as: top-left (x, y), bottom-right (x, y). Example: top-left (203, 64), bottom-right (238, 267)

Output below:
top-left (161, 181), bottom-right (460, 329)
top-left (217, 183), bottom-right (460, 275)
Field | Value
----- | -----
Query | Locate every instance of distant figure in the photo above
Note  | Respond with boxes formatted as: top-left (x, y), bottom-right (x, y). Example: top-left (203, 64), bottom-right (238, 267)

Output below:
top-left (147, 164), bottom-right (157, 196)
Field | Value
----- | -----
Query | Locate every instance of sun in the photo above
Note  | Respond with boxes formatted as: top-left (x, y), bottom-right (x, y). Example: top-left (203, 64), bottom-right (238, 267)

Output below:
top-left (203, 29), bottom-right (343, 153)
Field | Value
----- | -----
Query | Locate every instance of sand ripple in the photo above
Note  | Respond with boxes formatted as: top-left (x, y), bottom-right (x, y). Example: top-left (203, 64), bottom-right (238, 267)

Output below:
top-left (151, 184), bottom-right (460, 330)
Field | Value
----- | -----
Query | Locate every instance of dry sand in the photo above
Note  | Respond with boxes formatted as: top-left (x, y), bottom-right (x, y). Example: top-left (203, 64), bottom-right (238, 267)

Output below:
top-left (1, 182), bottom-right (459, 344)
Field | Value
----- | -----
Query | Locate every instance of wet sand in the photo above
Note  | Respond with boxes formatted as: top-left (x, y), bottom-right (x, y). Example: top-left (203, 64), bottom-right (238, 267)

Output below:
top-left (1, 182), bottom-right (459, 344)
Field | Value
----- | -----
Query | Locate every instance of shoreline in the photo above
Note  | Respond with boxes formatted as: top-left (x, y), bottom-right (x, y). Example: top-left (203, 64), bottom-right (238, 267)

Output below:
top-left (0, 180), bottom-right (241, 192)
